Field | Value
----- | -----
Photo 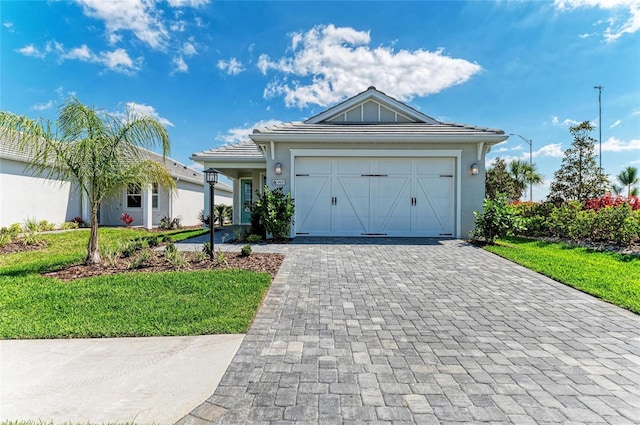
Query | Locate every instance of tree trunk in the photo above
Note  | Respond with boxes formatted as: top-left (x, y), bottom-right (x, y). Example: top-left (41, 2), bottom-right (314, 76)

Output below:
top-left (86, 203), bottom-right (101, 265)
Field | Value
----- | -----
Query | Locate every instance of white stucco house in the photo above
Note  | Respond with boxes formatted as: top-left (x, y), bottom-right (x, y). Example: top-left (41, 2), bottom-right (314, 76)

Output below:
top-left (0, 133), bottom-right (232, 228)
top-left (191, 87), bottom-right (507, 238)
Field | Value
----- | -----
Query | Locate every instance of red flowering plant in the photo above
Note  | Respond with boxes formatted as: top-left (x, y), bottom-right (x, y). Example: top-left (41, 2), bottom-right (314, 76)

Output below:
top-left (120, 213), bottom-right (134, 227)
top-left (584, 194), bottom-right (640, 211)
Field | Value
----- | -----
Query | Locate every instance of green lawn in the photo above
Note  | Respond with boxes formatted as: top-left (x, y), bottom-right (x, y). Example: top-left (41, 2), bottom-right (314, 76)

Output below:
top-left (485, 237), bottom-right (640, 314)
top-left (0, 228), bottom-right (271, 339)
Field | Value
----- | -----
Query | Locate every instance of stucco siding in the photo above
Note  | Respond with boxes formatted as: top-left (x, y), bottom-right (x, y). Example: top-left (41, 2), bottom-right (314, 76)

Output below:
top-left (172, 180), bottom-right (205, 226)
top-left (0, 158), bottom-right (82, 227)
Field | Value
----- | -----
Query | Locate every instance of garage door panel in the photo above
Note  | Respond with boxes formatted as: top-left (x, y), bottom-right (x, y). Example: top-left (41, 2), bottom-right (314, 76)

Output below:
top-left (295, 175), bottom-right (332, 235)
top-left (336, 176), bottom-right (370, 233)
top-left (416, 158), bottom-right (454, 175)
top-left (376, 176), bottom-right (411, 234)
top-left (415, 176), bottom-right (454, 236)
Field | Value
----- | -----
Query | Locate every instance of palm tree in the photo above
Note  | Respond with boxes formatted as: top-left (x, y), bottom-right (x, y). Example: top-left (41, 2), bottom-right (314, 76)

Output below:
top-left (508, 159), bottom-right (543, 201)
top-left (617, 166), bottom-right (639, 197)
top-left (214, 204), bottom-right (233, 226)
top-left (0, 97), bottom-right (175, 264)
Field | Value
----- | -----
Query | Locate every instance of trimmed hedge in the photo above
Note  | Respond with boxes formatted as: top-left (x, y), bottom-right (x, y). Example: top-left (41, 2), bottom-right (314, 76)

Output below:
top-left (510, 195), bottom-right (640, 245)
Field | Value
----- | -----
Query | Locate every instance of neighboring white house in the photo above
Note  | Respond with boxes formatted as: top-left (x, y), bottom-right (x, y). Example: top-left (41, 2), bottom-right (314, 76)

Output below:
top-left (0, 132), bottom-right (232, 228)
top-left (191, 87), bottom-right (507, 238)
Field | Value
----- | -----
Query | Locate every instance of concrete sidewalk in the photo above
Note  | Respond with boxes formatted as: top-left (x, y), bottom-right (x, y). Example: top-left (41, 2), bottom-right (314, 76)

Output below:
top-left (0, 335), bottom-right (243, 424)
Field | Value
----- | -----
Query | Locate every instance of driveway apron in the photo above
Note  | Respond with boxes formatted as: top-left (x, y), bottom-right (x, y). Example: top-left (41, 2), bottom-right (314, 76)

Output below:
top-left (179, 239), bottom-right (640, 424)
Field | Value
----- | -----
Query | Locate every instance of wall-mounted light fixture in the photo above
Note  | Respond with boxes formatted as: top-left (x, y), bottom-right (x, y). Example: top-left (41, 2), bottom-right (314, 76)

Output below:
top-left (470, 163), bottom-right (479, 175)
top-left (275, 162), bottom-right (282, 175)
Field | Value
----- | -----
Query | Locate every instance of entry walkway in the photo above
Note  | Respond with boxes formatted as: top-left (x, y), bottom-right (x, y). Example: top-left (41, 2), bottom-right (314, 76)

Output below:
top-left (179, 238), bottom-right (640, 424)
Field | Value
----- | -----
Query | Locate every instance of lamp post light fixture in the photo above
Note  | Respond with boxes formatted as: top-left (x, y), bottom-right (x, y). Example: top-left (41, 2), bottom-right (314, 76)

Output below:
top-left (275, 162), bottom-right (282, 175)
top-left (203, 167), bottom-right (220, 259)
top-left (509, 133), bottom-right (533, 202)
top-left (470, 163), bottom-right (479, 175)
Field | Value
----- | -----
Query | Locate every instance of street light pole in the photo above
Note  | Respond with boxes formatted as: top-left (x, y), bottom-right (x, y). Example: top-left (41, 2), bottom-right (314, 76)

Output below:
top-left (509, 133), bottom-right (533, 202)
top-left (594, 85), bottom-right (603, 179)
top-left (203, 167), bottom-right (220, 260)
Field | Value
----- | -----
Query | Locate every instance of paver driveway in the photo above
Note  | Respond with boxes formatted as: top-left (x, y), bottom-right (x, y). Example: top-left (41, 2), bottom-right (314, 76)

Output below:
top-left (179, 239), bottom-right (640, 424)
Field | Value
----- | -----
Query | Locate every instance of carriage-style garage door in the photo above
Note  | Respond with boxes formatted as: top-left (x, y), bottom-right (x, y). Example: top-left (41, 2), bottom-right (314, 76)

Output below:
top-left (294, 157), bottom-right (455, 237)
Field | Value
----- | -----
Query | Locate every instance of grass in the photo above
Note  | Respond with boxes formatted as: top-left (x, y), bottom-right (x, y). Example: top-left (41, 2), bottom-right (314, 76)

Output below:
top-left (485, 237), bottom-right (640, 314)
top-left (0, 227), bottom-right (271, 339)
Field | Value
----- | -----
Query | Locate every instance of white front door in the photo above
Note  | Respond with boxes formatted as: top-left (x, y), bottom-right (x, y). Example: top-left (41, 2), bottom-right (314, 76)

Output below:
top-left (294, 157), bottom-right (455, 237)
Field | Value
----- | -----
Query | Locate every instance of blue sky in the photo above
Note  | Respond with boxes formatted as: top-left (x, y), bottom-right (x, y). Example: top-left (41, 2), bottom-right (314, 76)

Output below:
top-left (1, 0), bottom-right (639, 200)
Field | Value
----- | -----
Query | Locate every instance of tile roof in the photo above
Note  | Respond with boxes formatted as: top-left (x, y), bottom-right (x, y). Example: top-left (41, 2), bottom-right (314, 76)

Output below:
top-left (191, 140), bottom-right (265, 161)
top-left (251, 121), bottom-right (505, 138)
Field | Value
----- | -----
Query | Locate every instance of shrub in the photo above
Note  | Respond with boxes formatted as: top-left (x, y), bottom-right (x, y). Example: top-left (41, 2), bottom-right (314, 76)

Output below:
top-left (71, 216), bottom-right (89, 227)
top-left (592, 203), bottom-right (636, 245)
top-left (159, 215), bottom-right (182, 230)
top-left (23, 217), bottom-right (40, 233)
top-left (129, 248), bottom-right (152, 270)
top-left (202, 242), bottom-right (212, 258)
top-left (233, 226), bottom-right (250, 242)
top-left (547, 201), bottom-right (582, 238)
top-left (146, 235), bottom-right (160, 248)
top-left (119, 240), bottom-right (138, 258)
top-left (471, 193), bottom-right (522, 244)
top-left (164, 241), bottom-right (177, 255)
top-left (165, 249), bottom-right (187, 270)
top-left (240, 244), bottom-right (252, 257)
top-left (192, 249), bottom-right (207, 263)
top-left (252, 186), bottom-right (295, 240)
top-left (21, 231), bottom-right (42, 246)
top-left (100, 245), bottom-right (121, 266)
top-left (568, 209), bottom-right (596, 241)
top-left (511, 201), bottom-right (555, 237)
top-left (198, 210), bottom-right (211, 227)
top-left (247, 234), bottom-right (262, 243)
top-left (8, 223), bottom-right (23, 234)
top-left (61, 221), bottom-right (79, 230)
top-left (38, 220), bottom-right (56, 231)
top-left (120, 213), bottom-right (134, 227)
top-left (0, 224), bottom-right (22, 247)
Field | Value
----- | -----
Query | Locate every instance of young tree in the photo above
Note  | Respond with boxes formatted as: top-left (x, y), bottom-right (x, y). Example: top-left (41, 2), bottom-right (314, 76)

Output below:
top-left (485, 157), bottom-right (519, 201)
top-left (617, 166), bottom-right (639, 197)
top-left (508, 159), bottom-right (543, 201)
top-left (547, 121), bottom-right (608, 203)
top-left (0, 97), bottom-right (175, 264)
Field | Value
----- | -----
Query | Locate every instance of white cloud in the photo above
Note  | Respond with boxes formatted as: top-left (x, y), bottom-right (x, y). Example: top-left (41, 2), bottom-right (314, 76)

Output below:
top-left (3, 21), bottom-right (14, 31)
top-left (217, 57), bottom-right (245, 76)
top-left (552, 116), bottom-right (583, 127)
top-left (258, 24), bottom-right (482, 108)
top-left (553, 0), bottom-right (640, 42)
top-left (551, 116), bottom-right (560, 125)
top-left (172, 56), bottom-right (188, 73)
top-left (17, 44), bottom-right (45, 58)
top-left (31, 100), bottom-right (54, 111)
top-left (166, 0), bottom-right (209, 7)
top-left (533, 143), bottom-right (565, 158)
top-left (601, 136), bottom-right (640, 152)
top-left (218, 119), bottom-right (283, 144)
top-left (100, 48), bottom-right (140, 73)
top-left (17, 40), bottom-right (140, 74)
top-left (74, 0), bottom-right (168, 49)
top-left (61, 44), bottom-right (95, 61)
top-left (610, 119), bottom-right (622, 128)
top-left (182, 41), bottom-right (197, 56)
top-left (125, 102), bottom-right (174, 127)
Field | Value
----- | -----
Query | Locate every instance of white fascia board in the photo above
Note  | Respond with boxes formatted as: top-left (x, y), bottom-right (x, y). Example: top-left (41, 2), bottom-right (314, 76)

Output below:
top-left (189, 156), bottom-right (266, 165)
top-left (250, 133), bottom-right (508, 144)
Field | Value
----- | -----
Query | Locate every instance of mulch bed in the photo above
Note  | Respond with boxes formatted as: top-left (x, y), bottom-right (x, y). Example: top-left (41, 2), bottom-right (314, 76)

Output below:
top-left (0, 241), bottom-right (47, 255)
top-left (41, 251), bottom-right (285, 281)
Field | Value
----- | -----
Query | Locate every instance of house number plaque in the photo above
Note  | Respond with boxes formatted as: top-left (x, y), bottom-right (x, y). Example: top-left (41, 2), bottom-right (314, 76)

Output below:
top-left (271, 179), bottom-right (285, 186)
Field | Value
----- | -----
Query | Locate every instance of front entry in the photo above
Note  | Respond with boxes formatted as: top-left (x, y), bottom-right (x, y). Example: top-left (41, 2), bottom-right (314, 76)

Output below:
top-left (240, 178), bottom-right (252, 224)
top-left (294, 157), bottom-right (455, 237)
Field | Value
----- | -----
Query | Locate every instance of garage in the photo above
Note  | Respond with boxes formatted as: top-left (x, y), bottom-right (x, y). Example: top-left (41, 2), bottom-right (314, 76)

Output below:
top-left (294, 156), bottom-right (455, 237)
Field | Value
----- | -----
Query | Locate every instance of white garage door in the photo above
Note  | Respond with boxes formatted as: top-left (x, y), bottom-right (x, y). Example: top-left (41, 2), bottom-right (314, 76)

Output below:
top-left (294, 157), bottom-right (455, 237)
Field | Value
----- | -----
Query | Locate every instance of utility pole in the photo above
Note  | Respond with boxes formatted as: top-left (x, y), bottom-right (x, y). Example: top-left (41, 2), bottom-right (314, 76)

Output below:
top-left (594, 85), bottom-right (603, 175)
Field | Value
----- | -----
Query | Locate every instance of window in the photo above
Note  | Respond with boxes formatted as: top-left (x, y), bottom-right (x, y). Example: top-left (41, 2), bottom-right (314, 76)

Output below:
top-left (152, 183), bottom-right (158, 209)
top-left (126, 183), bottom-right (142, 208)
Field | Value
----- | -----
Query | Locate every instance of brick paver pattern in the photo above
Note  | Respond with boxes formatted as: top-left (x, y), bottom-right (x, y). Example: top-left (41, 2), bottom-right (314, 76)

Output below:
top-left (179, 239), bottom-right (640, 424)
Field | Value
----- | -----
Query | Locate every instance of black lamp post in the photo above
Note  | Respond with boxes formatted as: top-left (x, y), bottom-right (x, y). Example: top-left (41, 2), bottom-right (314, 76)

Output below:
top-left (204, 167), bottom-right (219, 259)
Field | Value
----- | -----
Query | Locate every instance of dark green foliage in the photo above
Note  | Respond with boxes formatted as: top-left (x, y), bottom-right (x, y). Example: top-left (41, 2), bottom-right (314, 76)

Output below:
top-left (548, 121), bottom-right (608, 203)
top-left (485, 158), bottom-right (520, 202)
top-left (471, 193), bottom-right (522, 244)
top-left (247, 234), bottom-right (262, 243)
top-left (240, 244), bottom-right (252, 257)
top-left (252, 186), bottom-right (295, 240)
